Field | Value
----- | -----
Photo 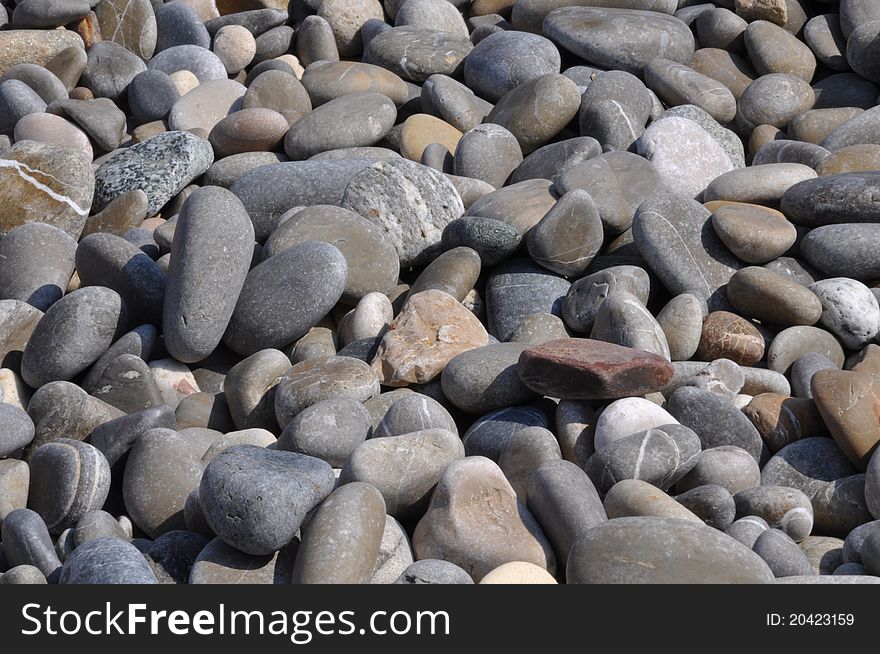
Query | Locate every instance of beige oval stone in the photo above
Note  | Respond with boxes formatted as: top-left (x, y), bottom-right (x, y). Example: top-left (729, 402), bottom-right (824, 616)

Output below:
top-left (208, 108), bottom-right (289, 157)
top-left (812, 369), bottom-right (880, 470)
top-left (818, 144), bottom-right (880, 176)
top-left (14, 113), bottom-right (93, 160)
top-left (169, 79), bottom-right (246, 134)
top-left (301, 60), bottom-right (409, 106)
top-left (697, 310), bottom-right (765, 366)
top-left (691, 47), bottom-right (757, 99)
top-left (789, 108), bottom-right (864, 145)
top-left (604, 479), bottom-right (703, 522)
top-left (399, 114), bottom-right (463, 163)
top-left (743, 393), bottom-right (828, 453)
top-left (480, 561), bottom-right (558, 584)
top-left (168, 70), bottom-right (200, 97)
top-left (710, 202), bottom-right (797, 264)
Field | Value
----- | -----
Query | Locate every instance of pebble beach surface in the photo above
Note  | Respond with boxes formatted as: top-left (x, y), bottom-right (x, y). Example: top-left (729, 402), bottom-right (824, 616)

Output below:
top-left (1, 0), bottom-right (880, 586)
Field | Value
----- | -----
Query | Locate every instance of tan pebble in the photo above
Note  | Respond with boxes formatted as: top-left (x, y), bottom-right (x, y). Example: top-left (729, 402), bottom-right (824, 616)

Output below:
top-left (480, 561), bottom-right (558, 584)
top-left (169, 69), bottom-right (199, 96)
top-left (214, 25), bottom-right (256, 75)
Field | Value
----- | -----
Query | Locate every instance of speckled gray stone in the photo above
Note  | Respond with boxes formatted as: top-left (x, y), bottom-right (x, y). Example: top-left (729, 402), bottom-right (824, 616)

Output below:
top-left (440, 216), bottom-right (521, 268)
top-left (277, 398), bottom-right (371, 467)
top-left (199, 445), bottom-right (335, 555)
top-left (94, 131), bottom-right (214, 217)
top-left (801, 224), bottom-right (880, 282)
top-left (463, 30), bottom-right (559, 103)
top-left (60, 537), bottom-right (157, 584)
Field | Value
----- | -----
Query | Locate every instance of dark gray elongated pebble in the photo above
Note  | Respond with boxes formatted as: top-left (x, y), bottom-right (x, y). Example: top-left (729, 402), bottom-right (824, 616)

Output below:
top-left (800, 224), bottom-right (880, 282)
top-left (51, 97), bottom-right (127, 153)
top-left (0, 398), bottom-right (34, 457)
top-left (734, 486), bottom-right (814, 542)
top-left (811, 72), bottom-right (879, 111)
top-left (440, 216), bottom-right (521, 268)
top-left (441, 343), bottom-right (536, 415)
top-left (341, 429), bottom-right (464, 520)
top-left (81, 41), bottom-right (147, 102)
top-left (277, 398), bottom-right (370, 467)
top-left (867, 450), bottom-right (880, 520)
top-left (485, 259), bottom-right (570, 342)
top-left (752, 140), bottom-right (831, 170)
top-left (1, 508), bottom-right (61, 578)
top-left (394, 559), bottom-right (473, 584)
top-left (725, 515), bottom-right (770, 549)
top-left (675, 485), bottom-right (736, 531)
top-left (199, 445), bottom-right (335, 555)
top-left (295, 14), bottom-right (339, 67)
top-left (556, 151), bottom-right (669, 234)
top-left (527, 460), bottom-right (606, 571)
top-left (0, 223), bottom-right (76, 311)
top-left (81, 324), bottom-right (157, 394)
top-left (189, 537), bottom-right (293, 584)
top-left (0, 80), bottom-right (46, 135)
top-left (72, 510), bottom-right (129, 549)
top-left (291, 482), bottom-right (385, 584)
top-left (274, 355), bottom-right (379, 428)
top-left (408, 246), bottom-right (480, 303)
top-left (562, 266), bottom-right (651, 334)
top-left (163, 187), bottom-right (254, 363)
top-left (579, 70), bottom-right (651, 152)
top-left (252, 25), bottom-right (294, 65)
top-left (2, 63), bottom-right (67, 105)
top-left (864, 532), bottom-right (880, 576)
top-left (26, 381), bottom-right (122, 451)
top-left (453, 124), bottom-right (522, 189)
top-left (567, 517), bottom-right (773, 584)
top-left (89, 354), bottom-right (163, 413)
top-left (498, 426), bottom-right (562, 500)
top-left (60, 537), bottom-right (157, 584)
top-left (94, 131), bottom-right (214, 217)
top-left (632, 193), bottom-right (740, 307)
top-left (590, 291), bottom-right (671, 360)
top-left (462, 404), bottom-right (549, 462)
top-left (781, 172), bottom-right (880, 227)
top-left (205, 9), bottom-right (288, 37)
top-left (645, 58), bottom-right (737, 124)
top-left (0, 565), bottom-right (46, 584)
top-left (820, 107), bottom-right (880, 152)
top-left (264, 205), bottom-right (399, 304)
top-left (28, 439), bottom-right (111, 534)
top-left (136, 530), bottom-right (210, 584)
top-left (223, 241), bottom-right (346, 356)
top-left (420, 74), bottom-right (492, 133)
top-left (586, 425), bottom-right (702, 494)
top-left (833, 563), bottom-right (868, 576)
top-left (372, 394), bottom-right (457, 438)
top-left (223, 348), bottom-right (289, 432)
top-left (668, 386), bottom-right (768, 464)
top-left (753, 529), bottom-right (816, 578)
top-left (510, 138), bottom-right (601, 186)
top-left (365, 27), bottom-right (472, 83)
top-left (526, 190), bottom-right (603, 278)
top-left (790, 353), bottom-right (837, 399)
top-left (76, 233), bottom-right (166, 326)
top-left (128, 70), bottom-right (180, 125)
top-left (154, 2), bottom-right (210, 53)
top-left (463, 30), bottom-right (560, 103)
top-left (21, 287), bottom-right (128, 389)
top-left (843, 522), bottom-right (880, 564)
top-left (11, 0), bottom-right (89, 28)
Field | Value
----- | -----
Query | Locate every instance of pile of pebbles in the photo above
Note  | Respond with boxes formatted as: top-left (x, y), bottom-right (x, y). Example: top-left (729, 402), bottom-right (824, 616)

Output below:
top-left (1, 0), bottom-right (880, 585)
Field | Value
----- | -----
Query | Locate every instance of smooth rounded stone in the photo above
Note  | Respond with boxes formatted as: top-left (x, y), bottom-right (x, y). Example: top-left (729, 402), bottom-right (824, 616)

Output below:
top-left (818, 145), bottom-right (880, 176)
top-left (656, 294), bottom-right (704, 362)
top-left (743, 393), bottom-right (827, 454)
top-left (511, 0), bottom-right (677, 32)
top-left (761, 437), bottom-right (861, 506)
top-left (734, 485), bottom-right (814, 542)
top-left (75, 233), bottom-right (165, 327)
top-left (452, 124), bottom-right (521, 189)
top-left (544, 7), bottom-right (693, 75)
top-left (645, 59), bottom-right (738, 125)
top-left (136, 530), bottom-right (210, 584)
top-left (727, 267), bottom-right (821, 328)
top-left (372, 394), bottom-right (457, 438)
top-left (590, 292), bottom-right (670, 360)
top-left (767, 326), bottom-right (845, 375)
top-left (632, 193), bottom-right (740, 307)
top-left (462, 404), bottom-right (550, 462)
top-left (13, 112), bottom-right (92, 159)
top-left (668, 386), bottom-right (767, 463)
top-left (341, 158), bottom-right (464, 268)
top-left (752, 140), bottom-right (831, 171)
top-left (518, 338), bottom-right (674, 401)
top-left (162, 187), bottom-right (254, 363)
top-left (301, 61), bottom-right (407, 108)
top-left (847, 21), bottom-right (880, 84)
top-left (413, 456), bottom-right (555, 581)
top-left (94, 131), bottom-right (213, 218)
top-left (20, 287), bottom-right (127, 389)
top-left (0, 565), bottom-right (47, 585)
top-left (588, 424), bottom-right (702, 494)
top-left (743, 20), bottom-right (816, 83)
top-left (420, 74), bottom-right (492, 134)
top-left (204, 8), bottom-right (288, 36)
top-left (366, 513), bottom-right (414, 584)
top-left (637, 117), bottom-right (735, 199)
top-left (88, 406), bottom-right (175, 468)
top-left (2, 65), bottom-right (69, 106)
top-left (344, 293), bottom-right (393, 345)
top-left (2, 509), bottom-right (61, 577)
top-left (797, 534), bottom-right (845, 575)
top-left (812, 370), bottom-right (880, 471)
top-left (713, 206), bottom-right (797, 267)
top-left (203, 152), bottom-right (287, 189)
top-left (153, 2), bottom-right (210, 53)
top-left (277, 398), bottom-right (369, 467)
top-left (674, 484), bottom-right (736, 531)
top-left (87, 354), bottom-right (162, 414)
top-left (484, 259), bottom-right (570, 343)
top-left (782, 173), bottom-right (880, 229)
top-left (568, 516), bottom-right (773, 583)
top-left (81, 189), bottom-right (151, 240)
top-left (214, 25), bottom-right (256, 74)
top-left (0, 30), bottom-right (84, 78)
top-left (290, 482), bottom-right (385, 584)
top-left (295, 14), bottom-right (340, 67)
top-left (172, 392), bottom-right (232, 432)
top-left (510, 138), bottom-right (601, 186)
top-left (440, 216), bottom-right (520, 268)
top-left (790, 109), bottom-right (864, 147)
top-left (0, 223), bottom-right (75, 312)
top-left (408, 247), bottom-right (480, 304)
top-left (725, 515), bottom-right (770, 549)
top-left (0, 367), bottom-right (31, 410)
top-left (395, 0), bottom-right (467, 35)
top-left (274, 356), bottom-right (379, 429)
top-left (0, 139), bottom-right (93, 240)
top-left (811, 73), bottom-right (879, 112)
top-left (685, 359), bottom-right (746, 401)
top-left (844, 522), bottom-right (880, 564)
top-left (290, 327), bottom-right (337, 364)
top-left (441, 343), bottom-right (536, 415)
top-left (834, 562), bottom-right (868, 576)
top-left (485, 73), bottom-right (580, 154)
top-left (242, 72), bottom-right (310, 127)
top-left (190, 537), bottom-right (293, 584)
top-left (695, 7), bottom-right (747, 53)
top-left (604, 478), bottom-right (702, 522)
top-left (790, 353), bottom-right (837, 400)
top-left (94, 0), bottom-right (157, 60)
top-left (578, 70), bottom-right (651, 153)
top-left (479, 561), bottom-right (557, 584)
top-left (509, 312), bottom-right (568, 345)
top-left (148, 44), bottom-right (226, 84)
top-left (753, 528), bottom-right (815, 578)
top-left (208, 108), bottom-right (288, 157)
top-left (60, 536), bottom-right (157, 584)
top-left (821, 108), bottom-right (880, 152)
top-left (704, 164), bottom-right (817, 206)
top-left (316, 0), bottom-right (383, 57)
top-left (497, 426), bottom-right (561, 500)
top-left (200, 445), bottom-right (334, 555)
top-left (0, 79), bottom-right (46, 135)
top-left (562, 266), bottom-right (650, 335)
top-left (25, 381), bottom-right (122, 452)
top-left (340, 429), bottom-right (464, 520)
top-left (463, 178), bottom-right (556, 236)
top-left (864, 531), bottom-right (880, 576)
top-left (393, 559), bottom-right (473, 584)
top-left (762, 257), bottom-right (819, 288)
top-left (737, 74), bottom-right (815, 130)
top-left (28, 439), bottom-right (110, 534)
top-left (223, 242), bottom-right (345, 356)
top-left (524, 190), bottom-right (601, 278)
top-left (809, 278), bottom-right (880, 349)
top-left (79, 40), bottom-right (146, 103)
top-left (691, 48), bottom-right (757, 100)
top-left (0, 459), bottom-right (29, 519)
top-left (81, 324), bottom-right (156, 397)
top-left (167, 79), bottom-right (246, 136)
top-left (365, 28), bottom-right (472, 83)
top-left (50, 97), bottom-right (126, 154)
top-left (463, 30), bottom-right (559, 104)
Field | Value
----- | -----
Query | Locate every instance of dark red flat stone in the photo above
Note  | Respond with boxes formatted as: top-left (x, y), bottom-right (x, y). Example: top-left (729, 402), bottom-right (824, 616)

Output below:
top-left (517, 338), bottom-right (674, 400)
